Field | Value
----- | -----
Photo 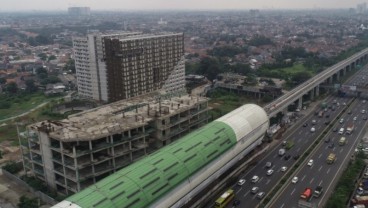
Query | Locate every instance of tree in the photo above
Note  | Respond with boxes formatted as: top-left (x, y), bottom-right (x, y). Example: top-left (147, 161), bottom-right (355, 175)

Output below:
top-left (37, 53), bottom-right (47, 61)
top-left (4, 82), bottom-right (18, 94)
top-left (291, 71), bottom-right (311, 85)
top-left (48, 55), bottom-right (56, 62)
top-left (63, 59), bottom-right (76, 73)
top-left (18, 196), bottom-right (38, 208)
top-left (198, 57), bottom-right (224, 81)
top-left (0, 78), bottom-right (6, 85)
top-left (25, 79), bottom-right (38, 93)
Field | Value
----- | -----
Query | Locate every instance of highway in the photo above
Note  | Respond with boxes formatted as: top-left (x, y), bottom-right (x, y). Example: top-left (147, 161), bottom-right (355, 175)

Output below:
top-left (206, 62), bottom-right (368, 208)
top-left (224, 95), bottom-right (351, 208)
top-left (269, 98), bottom-right (368, 208)
top-left (265, 48), bottom-right (368, 117)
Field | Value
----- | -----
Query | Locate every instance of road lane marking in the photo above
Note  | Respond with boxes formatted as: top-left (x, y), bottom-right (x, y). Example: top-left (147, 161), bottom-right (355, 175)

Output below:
top-left (318, 153), bottom-right (322, 158)
top-left (299, 131), bottom-right (302, 135)
top-left (327, 168), bottom-right (330, 174)
top-left (236, 187), bottom-right (242, 194)
top-left (325, 146), bottom-right (328, 150)
top-left (340, 148), bottom-right (343, 153)
top-left (310, 178), bottom-right (314, 184)
top-left (281, 203), bottom-right (285, 208)
top-left (297, 147), bottom-right (301, 152)
top-left (302, 175), bottom-right (306, 181)
top-left (291, 188), bottom-right (295, 196)
top-left (266, 179), bottom-right (271, 185)
top-left (319, 180), bottom-right (323, 186)
top-left (319, 166), bottom-right (323, 172)
top-left (273, 154), bottom-right (277, 158)
top-left (243, 190), bottom-right (250, 197)
top-left (259, 177), bottom-right (263, 183)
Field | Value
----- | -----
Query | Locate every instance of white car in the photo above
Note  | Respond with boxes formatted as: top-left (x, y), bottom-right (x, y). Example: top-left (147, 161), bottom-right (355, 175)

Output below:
top-left (354, 117), bottom-right (357, 121)
top-left (307, 159), bottom-right (314, 166)
top-left (251, 186), bottom-right (259, 194)
top-left (339, 118), bottom-right (344, 124)
top-left (266, 169), bottom-right (274, 176)
top-left (281, 166), bottom-right (287, 172)
top-left (362, 110), bottom-right (366, 114)
top-left (292, 176), bottom-right (299, 183)
top-left (251, 175), bottom-right (260, 183)
top-left (310, 127), bottom-right (315, 132)
top-left (237, 179), bottom-right (246, 186)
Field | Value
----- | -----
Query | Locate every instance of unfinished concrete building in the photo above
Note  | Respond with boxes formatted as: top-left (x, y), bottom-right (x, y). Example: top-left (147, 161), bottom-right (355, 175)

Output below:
top-left (23, 92), bottom-right (209, 195)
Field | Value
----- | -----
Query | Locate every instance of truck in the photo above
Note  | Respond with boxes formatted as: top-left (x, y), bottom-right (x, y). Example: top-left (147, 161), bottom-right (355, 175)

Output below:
top-left (339, 137), bottom-right (347, 146)
top-left (321, 102), bottom-right (327, 109)
top-left (326, 153), bottom-right (336, 164)
top-left (351, 195), bottom-right (368, 206)
top-left (313, 186), bottom-right (323, 197)
top-left (347, 123), bottom-right (355, 135)
top-left (300, 188), bottom-right (313, 200)
top-left (318, 110), bottom-right (324, 118)
top-left (285, 140), bottom-right (295, 150)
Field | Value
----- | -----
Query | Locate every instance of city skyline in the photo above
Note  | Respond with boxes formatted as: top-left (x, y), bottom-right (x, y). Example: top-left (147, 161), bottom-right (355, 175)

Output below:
top-left (0, 0), bottom-right (366, 11)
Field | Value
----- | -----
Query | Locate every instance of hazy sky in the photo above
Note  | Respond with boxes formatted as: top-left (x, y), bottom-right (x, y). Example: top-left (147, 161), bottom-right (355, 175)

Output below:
top-left (0, 0), bottom-right (365, 11)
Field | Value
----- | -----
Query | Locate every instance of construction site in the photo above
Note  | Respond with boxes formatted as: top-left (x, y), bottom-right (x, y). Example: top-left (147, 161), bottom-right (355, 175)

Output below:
top-left (23, 92), bottom-right (210, 195)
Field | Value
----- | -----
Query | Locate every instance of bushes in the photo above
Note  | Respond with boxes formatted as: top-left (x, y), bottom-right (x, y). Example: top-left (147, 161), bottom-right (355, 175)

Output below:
top-left (2, 161), bottom-right (23, 174)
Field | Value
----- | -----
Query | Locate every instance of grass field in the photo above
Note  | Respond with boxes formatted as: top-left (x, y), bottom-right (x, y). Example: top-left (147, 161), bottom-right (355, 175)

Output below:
top-left (0, 93), bottom-right (61, 121)
top-left (278, 63), bottom-right (312, 76)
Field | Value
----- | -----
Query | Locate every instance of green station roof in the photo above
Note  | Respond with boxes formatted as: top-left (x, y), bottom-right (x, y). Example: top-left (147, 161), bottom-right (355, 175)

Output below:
top-left (66, 120), bottom-right (237, 208)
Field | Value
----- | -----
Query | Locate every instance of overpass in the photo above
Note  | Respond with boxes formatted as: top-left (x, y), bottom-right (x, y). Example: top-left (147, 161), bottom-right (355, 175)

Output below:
top-left (264, 48), bottom-right (368, 117)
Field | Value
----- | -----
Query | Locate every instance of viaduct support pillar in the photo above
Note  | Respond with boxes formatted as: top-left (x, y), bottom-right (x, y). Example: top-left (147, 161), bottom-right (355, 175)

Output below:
top-left (310, 88), bottom-right (315, 100)
top-left (336, 72), bottom-right (340, 82)
top-left (328, 76), bottom-right (333, 84)
top-left (342, 68), bottom-right (346, 76)
top-left (298, 97), bottom-right (303, 110)
top-left (315, 85), bottom-right (320, 97)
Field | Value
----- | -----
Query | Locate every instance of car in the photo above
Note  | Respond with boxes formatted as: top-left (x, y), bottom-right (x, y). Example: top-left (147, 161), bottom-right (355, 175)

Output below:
top-left (256, 192), bottom-right (266, 199)
top-left (348, 110), bottom-right (352, 114)
top-left (357, 187), bottom-right (364, 195)
top-left (325, 137), bottom-right (331, 143)
top-left (233, 199), bottom-right (241, 206)
top-left (307, 159), bottom-right (314, 166)
top-left (343, 102), bottom-right (346, 106)
top-left (281, 166), bottom-right (287, 172)
top-left (363, 100), bottom-right (367, 104)
top-left (293, 154), bottom-right (300, 160)
top-left (265, 162), bottom-right (272, 169)
top-left (312, 120), bottom-right (317, 125)
top-left (339, 118), bottom-right (344, 124)
top-left (251, 186), bottom-right (259, 194)
top-left (251, 175), bottom-right (259, 183)
top-left (303, 123), bottom-right (308, 127)
top-left (296, 108), bottom-right (300, 112)
top-left (331, 106), bottom-right (336, 111)
top-left (354, 116), bottom-right (357, 121)
top-left (292, 176), bottom-right (299, 183)
top-left (328, 143), bottom-right (335, 148)
top-left (310, 127), bottom-right (316, 132)
top-left (284, 154), bottom-right (291, 160)
top-left (266, 169), bottom-right (274, 176)
top-left (325, 120), bottom-right (330, 125)
top-left (237, 179), bottom-right (246, 186)
top-left (364, 116), bottom-right (367, 120)
top-left (325, 114), bottom-right (330, 118)
top-left (362, 110), bottom-right (366, 114)
top-left (332, 127), bottom-right (338, 132)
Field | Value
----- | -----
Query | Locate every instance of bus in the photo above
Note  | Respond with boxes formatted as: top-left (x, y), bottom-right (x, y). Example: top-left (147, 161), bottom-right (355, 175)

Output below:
top-left (215, 189), bottom-right (235, 208)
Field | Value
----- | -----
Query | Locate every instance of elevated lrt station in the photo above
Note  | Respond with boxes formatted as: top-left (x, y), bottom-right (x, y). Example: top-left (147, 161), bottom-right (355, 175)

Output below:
top-left (52, 104), bottom-right (269, 208)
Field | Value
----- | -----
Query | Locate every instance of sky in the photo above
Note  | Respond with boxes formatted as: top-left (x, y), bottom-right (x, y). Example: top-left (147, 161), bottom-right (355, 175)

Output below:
top-left (0, 0), bottom-right (365, 11)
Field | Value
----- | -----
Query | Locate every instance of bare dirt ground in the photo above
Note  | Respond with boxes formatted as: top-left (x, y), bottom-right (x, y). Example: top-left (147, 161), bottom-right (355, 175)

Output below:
top-left (0, 141), bottom-right (52, 207)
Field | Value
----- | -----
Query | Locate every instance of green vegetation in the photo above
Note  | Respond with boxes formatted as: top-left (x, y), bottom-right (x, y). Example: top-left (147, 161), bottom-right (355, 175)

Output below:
top-left (18, 196), bottom-right (39, 208)
top-left (207, 89), bottom-right (260, 120)
top-left (325, 152), bottom-right (366, 208)
top-left (0, 93), bottom-right (59, 120)
top-left (3, 161), bottom-right (23, 174)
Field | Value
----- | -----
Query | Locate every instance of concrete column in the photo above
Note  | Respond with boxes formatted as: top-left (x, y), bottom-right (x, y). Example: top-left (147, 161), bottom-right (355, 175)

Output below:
top-left (336, 72), bottom-right (340, 81)
top-left (310, 88), bottom-right (315, 100)
top-left (298, 97), bottom-right (303, 110)
top-left (328, 76), bottom-right (333, 84)
top-left (282, 107), bottom-right (288, 115)
top-left (342, 68), bottom-right (346, 76)
top-left (315, 85), bottom-right (320, 97)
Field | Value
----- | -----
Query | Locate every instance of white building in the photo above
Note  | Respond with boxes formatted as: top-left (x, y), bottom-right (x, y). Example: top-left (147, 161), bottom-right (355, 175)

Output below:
top-left (73, 32), bottom-right (185, 103)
